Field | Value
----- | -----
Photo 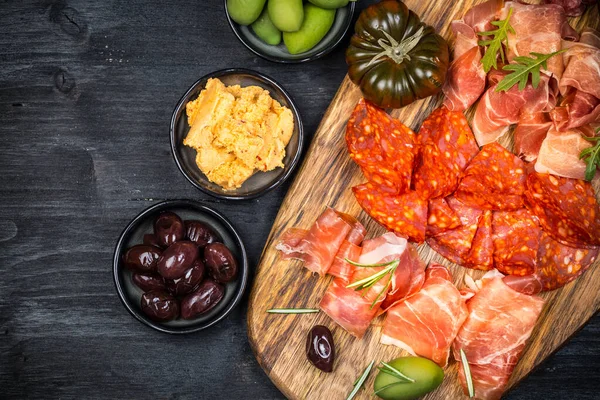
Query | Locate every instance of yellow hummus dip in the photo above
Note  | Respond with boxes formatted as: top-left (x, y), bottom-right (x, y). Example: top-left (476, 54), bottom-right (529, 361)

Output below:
top-left (184, 78), bottom-right (294, 190)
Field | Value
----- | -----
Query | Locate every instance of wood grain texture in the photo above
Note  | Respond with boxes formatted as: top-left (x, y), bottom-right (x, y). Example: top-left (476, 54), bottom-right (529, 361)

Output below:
top-left (247, 1), bottom-right (600, 399)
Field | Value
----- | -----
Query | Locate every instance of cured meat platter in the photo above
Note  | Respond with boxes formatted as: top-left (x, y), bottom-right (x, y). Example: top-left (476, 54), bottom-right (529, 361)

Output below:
top-left (247, 1), bottom-right (600, 399)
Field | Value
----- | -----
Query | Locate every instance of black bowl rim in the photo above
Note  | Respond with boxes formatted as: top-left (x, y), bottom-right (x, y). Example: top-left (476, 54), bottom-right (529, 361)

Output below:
top-left (169, 68), bottom-right (304, 201)
top-left (112, 199), bottom-right (249, 334)
top-left (224, 1), bottom-right (356, 64)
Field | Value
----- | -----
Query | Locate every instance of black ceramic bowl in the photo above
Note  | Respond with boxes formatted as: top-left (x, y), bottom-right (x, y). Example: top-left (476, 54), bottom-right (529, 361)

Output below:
top-left (113, 200), bottom-right (249, 334)
top-left (170, 68), bottom-right (303, 200)
top-left (225, 1), bottom-right (356, 63)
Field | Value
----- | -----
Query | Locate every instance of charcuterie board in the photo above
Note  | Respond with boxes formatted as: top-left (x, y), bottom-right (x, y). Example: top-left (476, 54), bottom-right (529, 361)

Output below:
top-left (247, 1), bottom-right (600, 399)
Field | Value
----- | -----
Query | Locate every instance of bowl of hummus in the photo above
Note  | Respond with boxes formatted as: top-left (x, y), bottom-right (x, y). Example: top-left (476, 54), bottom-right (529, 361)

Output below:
top-left (170, 68), bottom-right (303, 200)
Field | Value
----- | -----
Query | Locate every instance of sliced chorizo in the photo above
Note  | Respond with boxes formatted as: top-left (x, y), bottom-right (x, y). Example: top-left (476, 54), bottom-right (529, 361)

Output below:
top-left (492, 209), bottom-right (541, 276)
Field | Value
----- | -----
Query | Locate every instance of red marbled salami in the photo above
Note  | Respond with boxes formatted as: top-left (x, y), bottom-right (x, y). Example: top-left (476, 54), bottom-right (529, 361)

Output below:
top-left (535, 232), bottom-right (599, 291)
top-left (346, 99), bottom-right (416, 194)
top-left (414, 107), bottom-right (479, 199)
top-left (353, 183), bottom-right (427, 243)
top-left (492, 209), bottom-right (542, 276)
top-left (426, 198), bottom-right (462, 237)
top-left (464, 210), bottom-right (494, 270)
top-left (525, 172), bottom-right (600, 248)
top-left (456, 143), bottom-right (527, 210)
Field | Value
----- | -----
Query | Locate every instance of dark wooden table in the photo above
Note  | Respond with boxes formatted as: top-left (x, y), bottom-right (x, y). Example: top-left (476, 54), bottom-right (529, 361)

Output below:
top-left (1, 1), bottom-right (599, 398)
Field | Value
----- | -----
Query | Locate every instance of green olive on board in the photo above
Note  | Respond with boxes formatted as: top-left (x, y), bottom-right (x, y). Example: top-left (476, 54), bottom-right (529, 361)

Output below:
top-left (307, 0), bottom-right (350, 9)
top-left (373, 357), bottom-right (444, 400)
top-left (227, 0), bottom-right (266, 25)
top-left (283, 3), bottom-right (335, 54)
top-left (251, 6), bottom-right (282, 45)
top-left (268, 0), bottom-right (304, 32)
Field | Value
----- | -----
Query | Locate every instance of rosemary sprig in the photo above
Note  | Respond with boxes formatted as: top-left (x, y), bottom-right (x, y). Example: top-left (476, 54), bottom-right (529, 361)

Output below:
top-left (495, 50), bottom-right (566, 92)
top-left (477, 7), bottom-right (515, 73)
top-left (266, 308), bottom-right (320, 314)
top-left (378, 361), bottom-right (415, 383)
top-left (347, 360), bottom-right (375, 400)
top-left (345, 259), bottom-right (399, 309)
top-left (460, 349), bottom-right (475, 398)
top-left (579, 128), bottom-right (600, 181)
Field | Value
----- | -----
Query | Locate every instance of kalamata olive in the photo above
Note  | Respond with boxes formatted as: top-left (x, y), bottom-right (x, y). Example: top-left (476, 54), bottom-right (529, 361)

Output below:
top-left (143, 233), bottom-right (162, 248)
top-left (157, 241), bottom-right (198, 279)
top-left (203, 243), bottom-right (238, 283)
top-left (154, 212), bottom-right (185, 247)
top-left (180, 279), bottom-right (224, 319)
top-left (306, 325), bottom-right (335, 373)
top-left (123, 245), bottom-right (161, 273)
top-left (165, 259), bottom-right (205, 296)
top-left (140, 290), bottom-right (179, 322)
top-left (132, 273), bottom-right (166, 292)
top-left (185, 220), bottom-right (222, 247)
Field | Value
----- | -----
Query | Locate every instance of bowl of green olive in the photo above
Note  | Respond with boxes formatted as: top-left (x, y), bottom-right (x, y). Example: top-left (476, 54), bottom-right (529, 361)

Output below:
top-left (225, 0), bottom-right (356, 63)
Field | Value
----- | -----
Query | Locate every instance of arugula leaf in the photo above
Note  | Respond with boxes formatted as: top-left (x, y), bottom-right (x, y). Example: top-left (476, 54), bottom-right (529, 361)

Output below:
top-left (478, 7), bottom-right (515, 73)
top-left (495, 50), bottom-right (566, 92)
top-left (579, 128), bottom-right (600, 181)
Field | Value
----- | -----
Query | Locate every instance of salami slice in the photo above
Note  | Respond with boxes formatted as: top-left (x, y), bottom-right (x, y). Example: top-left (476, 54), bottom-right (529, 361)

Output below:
top-left (525, 172), bottom-right (600, 247)
top-left (353, 183), bottom-right (427, 243)
top-left (535, 232), bottom-right (599, 291)
top-left (492, 209), bottom-right (541, 276)
top-left (427, 197), bottom-right (482, 265)
top-left (456, 143), bottom-right (527, 210)
top-left (414, 107), bottom-right (479, 199)
top-left (463, 210), bottom-right (494, 270)
top-left (346, 99), bottom-right (416, 194)
top-left (426, 198), bottom-right (462, 237)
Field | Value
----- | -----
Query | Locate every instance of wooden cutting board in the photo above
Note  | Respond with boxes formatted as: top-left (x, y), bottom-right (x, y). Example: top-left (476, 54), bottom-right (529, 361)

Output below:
top-left (247, 1), bottom-right (600, 399)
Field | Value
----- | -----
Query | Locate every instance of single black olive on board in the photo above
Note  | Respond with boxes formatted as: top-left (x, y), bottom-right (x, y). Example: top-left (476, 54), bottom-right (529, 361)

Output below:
top-left (132, 273), bottom-right (166, 292)
top-left (203, 243), bottom-right (238, 283)
top-left (185, 220), bottom-right (222, 248)
top-left (154, 212), bottom-right (185, 247)
top-left (140, 290), bottom-right (179, 322)
top-left (143, 233), bottom-right (162, 249)
top-left (180, 279), bottom-right (224, 319)
top-left (165, 259), bottom-right (205, 296)
top-left (123, 245), bottom-right (162, 273)
top-left (157, 241), bottom-right (199, 279)
top-left (306, 325), bottom-right (335, 373)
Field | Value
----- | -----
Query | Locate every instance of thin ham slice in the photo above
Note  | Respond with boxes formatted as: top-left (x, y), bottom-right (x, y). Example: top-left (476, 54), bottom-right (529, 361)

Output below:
top-left (276, 228), bottom-right (308, 260)
top-left (453, 276), bottom-right (545, 400)
top-left (320, 233), bottom-right (407, 338)
top-left (275, 208), bottom-right (352, 275)
top-left (328, 214), bottom-right (366, 282)
top-left (381, 264), bottom-right (468, 367)
top-left (553, 28), bottom-right (600, 130)
top-left (513, 113), bottom-right (553, 162)
top-left (381, 242), bottom-right (426, 310)
top-left (443, 22), bottom-right (487, 111)
top-left (534, 124), bottom-right (595, 180)
top-left (543, 0), bottom-right (596, 17)
top-left (472, 72), bottom-right (555, 146)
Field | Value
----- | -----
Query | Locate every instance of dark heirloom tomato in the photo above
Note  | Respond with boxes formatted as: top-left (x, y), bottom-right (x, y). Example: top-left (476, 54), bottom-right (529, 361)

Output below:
top-left (346, 0), bottom-right (449, 108)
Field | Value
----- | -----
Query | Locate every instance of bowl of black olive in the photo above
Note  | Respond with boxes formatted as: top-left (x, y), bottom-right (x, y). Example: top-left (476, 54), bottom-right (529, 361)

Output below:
top-left (113, 200), bottom-right (248, 334)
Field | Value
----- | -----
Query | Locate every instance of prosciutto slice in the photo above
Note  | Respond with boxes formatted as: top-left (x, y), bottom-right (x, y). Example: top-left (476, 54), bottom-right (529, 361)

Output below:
top-left (328, 214), bottom-right (366, 282)
top-left (513, 113), bottom-right (553, 162)
top-left (534, 124), bottom-right (595, 180)
top-left (472, 71), bottom-right (555, 146)
top-left (381, 242), bottom-right (426, 310)
top-left (453, 276), bottom-right (545, 400)
top-left (320, 233), bottom-right (407, 338)
top-left (275, 208), bottom-right (352, 275)
top-left (553, 28), bottom-right (600, 130)
top-left (381, 264), bottom-right (468, 367)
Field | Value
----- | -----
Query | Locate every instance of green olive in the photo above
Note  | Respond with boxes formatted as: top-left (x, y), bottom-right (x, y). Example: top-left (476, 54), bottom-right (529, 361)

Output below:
top-left (373, 357), bottom-right (444, 400)
top-left (307, 0), bottom-right (350, 9)
top-left (268, 0), bottom-right (304, 32)
top-left (227, 0), bottom-right (266, 26)
top-left (283, 4), bottom-right (336, 55)
top-left (251, 6), bottom-right (282, 45)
